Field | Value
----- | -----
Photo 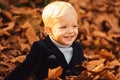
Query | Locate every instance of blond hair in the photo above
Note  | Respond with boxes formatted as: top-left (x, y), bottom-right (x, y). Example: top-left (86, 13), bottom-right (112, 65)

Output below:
top-left (42, 1), bottom-right (77, 27)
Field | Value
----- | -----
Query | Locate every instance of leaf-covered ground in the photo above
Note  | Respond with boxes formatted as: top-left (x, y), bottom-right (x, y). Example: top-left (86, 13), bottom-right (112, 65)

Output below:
top-left (0, 0), bottom-right (120, 80)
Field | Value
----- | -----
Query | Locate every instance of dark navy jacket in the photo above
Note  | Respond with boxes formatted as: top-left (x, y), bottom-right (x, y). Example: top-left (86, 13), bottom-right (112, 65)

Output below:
top-left (4, 36), bottom-right (86, 80)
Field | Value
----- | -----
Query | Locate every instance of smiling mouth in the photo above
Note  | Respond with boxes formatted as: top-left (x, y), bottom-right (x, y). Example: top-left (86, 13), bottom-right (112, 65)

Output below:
top-left (65, 36), bottom-right (74, 39)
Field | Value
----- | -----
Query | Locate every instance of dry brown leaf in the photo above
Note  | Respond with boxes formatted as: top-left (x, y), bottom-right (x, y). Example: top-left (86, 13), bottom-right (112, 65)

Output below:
top-left (99, 70), bottom-right (117, 80)
top-left (0, 44), bottom-right (6, 51)
top-left (0, 53), bottom-right (8, 61)
top-left (100, 38), bottom-right (111, 47)
top-left (84, 59), bottom-right (106, 71)
top-left (107, 33), bottom-right (120, 43)
top-left (92, 63), bottom-right (106, 72)
top-left (92, 30), bottom-right (106, 37)
top-left (21, 22), bottom-right (38, 45)
top-left (115, 7), bottom-right (120, 18)
top-left (0, 61), bottom-right (15, 73)
top-left (10, 5), bottom-right (28, 15)
top-left (1, 10), bottom-right (14, 21)
top-left (11, 55), bottom-right (26, 63)
top-left (0, 68), bottom-right (8, 73)
top-left (16, 0), bottom-right (28, 4)
top-left (75, 71), bottom-right (92, 80)
top-left (81, 35), bottom-right (93, 47)
top-left (25, 23), bottom-right (38, 45)
top-left (0, 29), bottom-right (11, 36)
top-left (10, 5), bottom-right (38, 16)
top-left (92, 13), bottom-right (120, 33)
top-left (3, 22), bottom-right (15, 31)
top-left (97, 49), bottom-right (115, 60)
top-left (84, 48), bottom-right (99, 60)
top-left (81, 21), bottom-right (90, 35)
top-left (19, 42), bottom-right (30, 52)
top-left (48, 66), bottom-right (63, 79)
top-left (116, 71), bottom-right (120, 80)
top-left (92, 0), bottom-right (108, 12)
top-left (107, 59), bottom-right (120, 69)
top-left (0, 18), bottom-right (3, 27)
top-left (107, 14), bottom-right (120, 33)
top-left (0, 22), bottom-right (15, 36)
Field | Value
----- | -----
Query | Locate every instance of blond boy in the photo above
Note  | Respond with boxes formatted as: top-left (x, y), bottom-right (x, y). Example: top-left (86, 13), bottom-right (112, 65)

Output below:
top-left (5, 1), bottom-right (86, 80)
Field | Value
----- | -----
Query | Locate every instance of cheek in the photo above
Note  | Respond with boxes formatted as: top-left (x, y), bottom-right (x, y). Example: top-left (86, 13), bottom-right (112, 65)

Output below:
top-left (76, 30), bottom-right (79, 35)
top-left (73, 29), bottom-right (78, 35)
top-left (51, 29), bottom-right (63, 38)
top-left (53, 29), bottom-right (65, 35)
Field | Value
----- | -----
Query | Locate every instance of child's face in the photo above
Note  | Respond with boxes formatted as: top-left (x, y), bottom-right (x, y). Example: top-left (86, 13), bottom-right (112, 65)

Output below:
top-left (47, 13), bottom-right (78, 46)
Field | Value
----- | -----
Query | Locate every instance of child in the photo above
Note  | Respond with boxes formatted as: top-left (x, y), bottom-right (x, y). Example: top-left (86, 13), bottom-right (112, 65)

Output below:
top-left (5, 1), bottom-right (86, 80)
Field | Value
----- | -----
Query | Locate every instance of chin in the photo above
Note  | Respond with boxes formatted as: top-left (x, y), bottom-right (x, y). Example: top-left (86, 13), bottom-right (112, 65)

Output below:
top-left (64, 43), bottom-right (73, 46)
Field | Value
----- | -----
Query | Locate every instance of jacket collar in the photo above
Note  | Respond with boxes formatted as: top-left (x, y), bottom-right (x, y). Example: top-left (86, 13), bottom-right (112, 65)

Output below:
top-left (43, 36), bottom-right (67, 65)
top-left (42, 36), bottom-right (83, 66)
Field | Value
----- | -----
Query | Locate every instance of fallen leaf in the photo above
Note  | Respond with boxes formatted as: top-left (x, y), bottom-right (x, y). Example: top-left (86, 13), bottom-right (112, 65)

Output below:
top-left (11, 55), bottom-right (26, 63)
top-left (1, 10), bottom-right (14, 21)
top-left (21, 22), bottom-right (38, 45)
top-left (99, 70), bottom-right (117, 80)
top-left (97, 49), bottom-right (115, 61)
top-left (92, 63), bottom-right (106, 72)
top-left (48, 66), bottom-right (63, 79)
top-left (107, 59), bottom-right (120, 69)
top-left (84, 59), bottom-right (106, 71)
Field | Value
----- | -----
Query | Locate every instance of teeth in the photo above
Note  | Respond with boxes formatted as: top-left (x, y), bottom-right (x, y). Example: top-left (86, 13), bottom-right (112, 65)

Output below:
top-left (66, 36), bottom-right (73, 39)
top-left (65, 36), bottom-right (72, 38)
top-left (65, 35), bottom-right (73, 37)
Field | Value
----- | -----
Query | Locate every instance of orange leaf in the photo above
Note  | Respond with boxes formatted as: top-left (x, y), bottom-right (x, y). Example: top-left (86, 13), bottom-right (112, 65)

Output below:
top-left (0, 44), bottom-right (6, 51)
top-left (21, 22), bottom-right (38, 45)
top-left (107, 59), bottom-right (120, 68)
top-left (48, 66), bottom-right (63, 79)
top-left (1, 10), bottom-right (14, 21)
top-left (11, 55), bottom-right (26, 63)
top-left (85, 59), bottom-right (106, 71)
top-left (99, 70), bottom-right (117, 80)
top-left (92, 63), bottom-right (106, 72)
top-left (97, 49), bottom-right (115, 61)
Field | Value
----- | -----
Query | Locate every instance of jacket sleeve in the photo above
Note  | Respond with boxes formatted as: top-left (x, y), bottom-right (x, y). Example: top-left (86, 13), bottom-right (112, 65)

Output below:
top-left (4, 41), bottom-right (45, 80)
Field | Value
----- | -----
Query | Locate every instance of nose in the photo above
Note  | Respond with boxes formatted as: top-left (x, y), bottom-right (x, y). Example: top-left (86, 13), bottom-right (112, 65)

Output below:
top-left (67, 27), bottom-right (74, 33)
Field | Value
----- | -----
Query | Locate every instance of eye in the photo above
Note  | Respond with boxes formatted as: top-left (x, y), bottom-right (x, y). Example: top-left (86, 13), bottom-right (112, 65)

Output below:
top-left (73, 25), bottom-right (78, 28)
top-left (60, 26), bottom-right (67, 29)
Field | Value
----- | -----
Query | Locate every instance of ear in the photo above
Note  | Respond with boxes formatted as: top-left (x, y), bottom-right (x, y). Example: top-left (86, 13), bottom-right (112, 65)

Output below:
top-left (44, 26), bottom-right (52, 35)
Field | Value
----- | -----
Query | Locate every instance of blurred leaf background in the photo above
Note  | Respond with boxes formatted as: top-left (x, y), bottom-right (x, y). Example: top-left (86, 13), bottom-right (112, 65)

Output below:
top-left (0, 0), bottom-right (120, 80)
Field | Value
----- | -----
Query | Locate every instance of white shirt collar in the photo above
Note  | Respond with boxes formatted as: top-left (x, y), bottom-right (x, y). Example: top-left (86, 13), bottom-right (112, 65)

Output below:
top-left (49, 36), bottom-right (72, 48)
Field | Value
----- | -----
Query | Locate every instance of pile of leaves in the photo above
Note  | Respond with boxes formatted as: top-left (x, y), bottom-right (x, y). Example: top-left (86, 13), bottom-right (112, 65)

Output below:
top-left (0, 0), bottom-right (120, 80)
